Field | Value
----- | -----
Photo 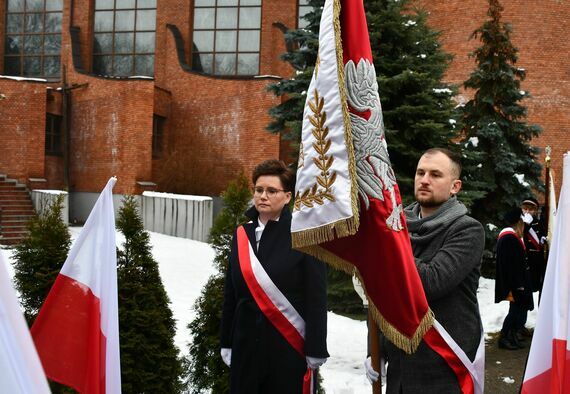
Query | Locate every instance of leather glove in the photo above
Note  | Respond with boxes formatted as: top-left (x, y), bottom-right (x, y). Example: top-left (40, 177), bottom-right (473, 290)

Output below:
top-left (306, 356), bottom-right (327, 369)
top-left (522, 212), bottom-right (533, 225)
top-left (364, 356), bottom-right (379, 383)
top-left (221, 348), bottom-right (232, 367)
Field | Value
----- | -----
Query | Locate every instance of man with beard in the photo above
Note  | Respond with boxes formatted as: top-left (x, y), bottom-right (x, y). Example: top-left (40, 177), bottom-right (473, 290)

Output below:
top-left (366, 148), bottom-right (485, 393)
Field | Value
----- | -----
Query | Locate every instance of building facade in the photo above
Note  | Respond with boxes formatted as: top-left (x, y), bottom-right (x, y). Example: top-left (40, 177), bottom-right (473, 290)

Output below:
top-left (0, 0), bottom-right (568, 221)
top-left (416, 0), bottom-right (570, 197)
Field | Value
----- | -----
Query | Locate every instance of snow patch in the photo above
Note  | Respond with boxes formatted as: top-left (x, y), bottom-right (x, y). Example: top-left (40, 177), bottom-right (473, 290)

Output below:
top-left (404, 20), bottom-right (417, 26)
top-left (143, 191), bottom-right (212, 202)
top-left (0, 75), bottom-right (47, 82)
top-left (487, 223), bottom-right (498, 231)
top-left (0, 226), bottom-right (541, 391)
top-left (33, 190), bottom-right (68, 195)
top-left (514, 173), bottom-right (530, 187)
top-left (433, 88), bottom-right (452, 94)
top-left (501, 376), bottom-right (515, 384)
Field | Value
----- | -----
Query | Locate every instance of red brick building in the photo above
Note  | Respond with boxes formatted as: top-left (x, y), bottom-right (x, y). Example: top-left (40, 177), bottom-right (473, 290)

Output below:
top-left (0, 0), bottom-right (568, 221)
top-left (415, 0), bottom-right (570, 197)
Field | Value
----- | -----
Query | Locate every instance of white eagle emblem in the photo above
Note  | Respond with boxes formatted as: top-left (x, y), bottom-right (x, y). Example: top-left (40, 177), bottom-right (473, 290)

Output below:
top-left (345, 58), bottom-right (403, 231)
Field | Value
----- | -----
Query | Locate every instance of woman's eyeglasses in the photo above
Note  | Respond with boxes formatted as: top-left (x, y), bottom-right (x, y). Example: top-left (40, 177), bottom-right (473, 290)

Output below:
top-left (253, 187), bottom-right (287, 198)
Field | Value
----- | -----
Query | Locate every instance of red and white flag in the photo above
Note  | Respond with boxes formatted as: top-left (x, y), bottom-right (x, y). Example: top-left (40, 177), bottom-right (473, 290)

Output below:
top-left (31, 177), bottom-right (121, 394)
top-left (0, 252), bottom-right (50, 394)
top-left (522, 152), bottom-right (570, 393)
top-left (292, 0), bottom-right (482, 392)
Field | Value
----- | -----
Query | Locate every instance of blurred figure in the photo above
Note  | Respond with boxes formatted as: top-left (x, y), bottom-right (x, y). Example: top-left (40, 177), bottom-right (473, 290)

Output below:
top-left (495, 208), bottom-right (534, 350)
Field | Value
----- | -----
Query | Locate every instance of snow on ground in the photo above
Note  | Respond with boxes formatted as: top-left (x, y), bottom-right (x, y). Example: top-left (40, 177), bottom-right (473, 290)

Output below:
top-left (1, 228), bottom-right (539, 393)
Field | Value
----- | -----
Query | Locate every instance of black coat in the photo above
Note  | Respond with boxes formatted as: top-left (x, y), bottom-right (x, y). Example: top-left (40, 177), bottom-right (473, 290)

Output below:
top-left (524, 223), bottom-right (546, 292)
top-left (494, 231), bottom-right (534, 310)
top-left (220, 206), bottom-right (328, 394)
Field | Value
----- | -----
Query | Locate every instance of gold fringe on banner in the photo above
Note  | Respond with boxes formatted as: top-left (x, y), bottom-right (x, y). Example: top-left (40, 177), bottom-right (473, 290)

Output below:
top-left (300, 245), bottom-right (435, 354)
top-left (333, 0), bottom-right (360, 229)
top-left (291, 215), bottom-right (359, 248)
top-left (293, 0), bottom-right (361, 249)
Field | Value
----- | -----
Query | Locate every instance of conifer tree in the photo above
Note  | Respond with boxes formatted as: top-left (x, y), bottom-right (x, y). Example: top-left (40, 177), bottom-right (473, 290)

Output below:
top-left (116, 196), bottom-right (183, 393)
top-left (365, 0), bottom-right (458, 203)
top-left (266, 0), bottom-right (323, 155)
top-left (187, 174), bottom-right (251, 393)
top-left (13, 194), bottom-right (71, 323)
top-left (459, 0), bottom-right (542, 239)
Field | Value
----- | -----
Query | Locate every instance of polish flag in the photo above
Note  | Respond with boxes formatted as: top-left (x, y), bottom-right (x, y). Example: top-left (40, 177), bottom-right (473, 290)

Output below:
top-left (522, 153), bottom-right (570, 393)
top-left (0, 252), bottom-right (50, 394)
top-left (31, 177), bottom-right (121, 394)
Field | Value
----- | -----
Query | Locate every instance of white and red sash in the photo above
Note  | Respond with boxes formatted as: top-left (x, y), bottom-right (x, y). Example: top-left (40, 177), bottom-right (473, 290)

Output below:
top-left (526, 228), bottom-right (540, 250)
top-left (428, 320), bottom-right (485, 394)
top-left (236, 226), bottom-right (313, 393)
top-left (499, 227), bottom-right (526, 250)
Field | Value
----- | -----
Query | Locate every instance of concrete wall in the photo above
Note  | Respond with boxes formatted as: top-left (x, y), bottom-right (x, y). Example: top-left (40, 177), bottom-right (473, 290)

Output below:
top-left (141, 192), bottom-right (213, 242)
top-left (31, 190), bottom-right (69, 224)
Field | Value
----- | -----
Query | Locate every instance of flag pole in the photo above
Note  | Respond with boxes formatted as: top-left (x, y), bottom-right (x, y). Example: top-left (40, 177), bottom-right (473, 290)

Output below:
top-left (368, 311), bottom-right (381, 394)
top-left (353, 274), bottom-right (381, 393)
top-left (543, 146), bottom-right (551, 260)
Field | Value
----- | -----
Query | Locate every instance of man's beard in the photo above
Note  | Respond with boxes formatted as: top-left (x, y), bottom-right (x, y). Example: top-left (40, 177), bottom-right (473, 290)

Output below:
top-left (416, 194), bottom-right (444, 208)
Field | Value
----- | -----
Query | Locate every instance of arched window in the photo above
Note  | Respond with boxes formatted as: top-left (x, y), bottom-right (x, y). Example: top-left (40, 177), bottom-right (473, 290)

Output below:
top-left (93, 0), bottom-right (156, 77)
top-left (192, 0), bottom-right (261, 76)
top-left (298, 0), bottom-right (312, 29)
top-left (4, 0), bottom-right (63, 79)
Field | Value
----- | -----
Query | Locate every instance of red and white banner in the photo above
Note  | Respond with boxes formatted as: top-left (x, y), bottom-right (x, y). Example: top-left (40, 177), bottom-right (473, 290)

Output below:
top-left (236, 226), bottom-right (313, 394)
top-left (292, 0), bottom-right (432, 356)
top-left (291, 0), bottom-right (481, 391)
top-left (31, 177), bottom-right (121, 394)
top-left (0, 252), bottom-right (50, 394)
top-left (522, 152), bottom-right (570, 393)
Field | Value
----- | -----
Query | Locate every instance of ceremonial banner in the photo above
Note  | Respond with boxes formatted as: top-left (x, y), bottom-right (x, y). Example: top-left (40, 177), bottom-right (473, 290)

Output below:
top-left (292, 0), bottom-right (432, 353)
top-left (0, 252), bottom-right (50, 394)
top-left (293, 1), bottom-right (483, 390)
top-left (31, 177), bottom-right (121, 394)
top-left (522, 152), bottom-right (570, 394)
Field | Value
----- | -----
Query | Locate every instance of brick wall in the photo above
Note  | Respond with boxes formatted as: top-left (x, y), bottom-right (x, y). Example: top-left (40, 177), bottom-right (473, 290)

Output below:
top-left (416, 0), bottom-right (570, 197)
top-left (3, 0), bottom-right (566, 199)
top-left (155, 25), bottom-right (282, 194)
top-left (0, 78), bottom-right (47, 184)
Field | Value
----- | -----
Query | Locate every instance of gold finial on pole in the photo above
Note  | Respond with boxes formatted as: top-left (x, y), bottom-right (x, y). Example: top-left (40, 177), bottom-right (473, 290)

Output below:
top-left (545, 146), bottom-right (552, 168)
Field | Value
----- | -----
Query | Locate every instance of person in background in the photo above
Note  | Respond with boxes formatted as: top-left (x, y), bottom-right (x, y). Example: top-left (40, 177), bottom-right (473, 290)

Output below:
top-left (521, 197), bottom-right (546, 296)
top-left (495, 207), bottom-right (534, 350)
top-left (220, 159), bottom-right (329, 393)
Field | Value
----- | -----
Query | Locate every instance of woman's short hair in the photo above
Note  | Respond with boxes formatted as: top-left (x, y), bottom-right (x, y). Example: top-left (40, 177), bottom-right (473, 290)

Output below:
top-left (252, 160), bottom-right (295, 192)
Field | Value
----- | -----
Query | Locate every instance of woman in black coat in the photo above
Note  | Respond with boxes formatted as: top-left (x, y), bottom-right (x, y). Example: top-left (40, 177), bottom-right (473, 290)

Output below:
top-left (220, 159), bottom-right (329, 393)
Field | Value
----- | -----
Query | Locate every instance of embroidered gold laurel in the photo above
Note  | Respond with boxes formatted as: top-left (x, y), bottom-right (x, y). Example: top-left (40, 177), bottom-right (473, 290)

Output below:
top-left (294, 89), bottom-right (337, 211)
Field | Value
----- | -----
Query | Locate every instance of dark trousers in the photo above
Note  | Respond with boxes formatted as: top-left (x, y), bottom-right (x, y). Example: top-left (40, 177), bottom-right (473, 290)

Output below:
top-left (230, 313), bottom-right (311, 394)
top-left (501, 301), bottom-right (527, 334)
